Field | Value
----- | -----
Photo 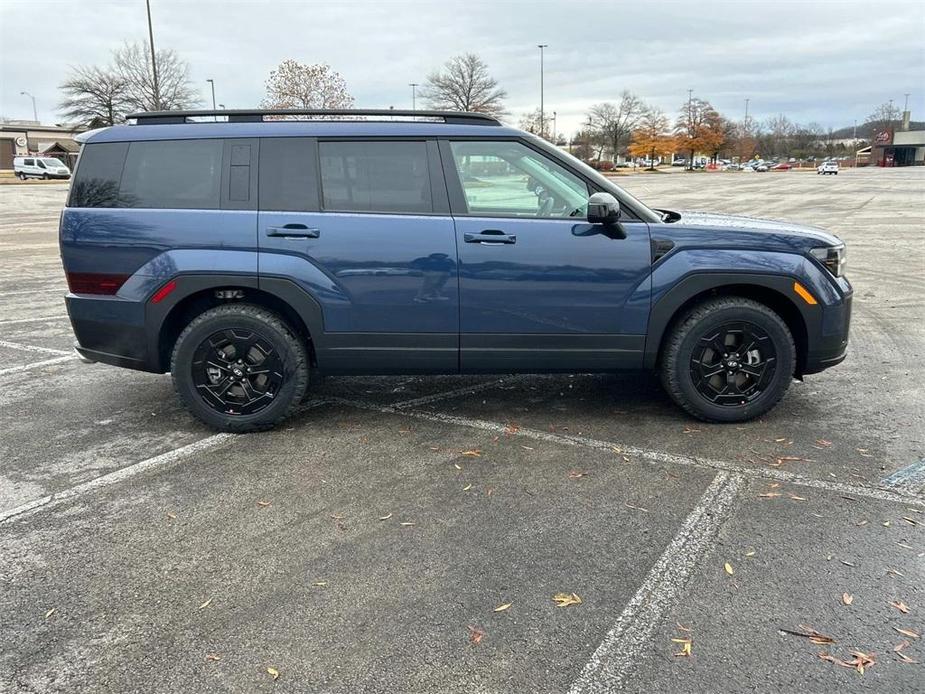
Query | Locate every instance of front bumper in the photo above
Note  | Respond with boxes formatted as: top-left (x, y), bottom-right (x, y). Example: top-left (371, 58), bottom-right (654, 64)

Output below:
top-left (803, 286), bottom-right (852, 375)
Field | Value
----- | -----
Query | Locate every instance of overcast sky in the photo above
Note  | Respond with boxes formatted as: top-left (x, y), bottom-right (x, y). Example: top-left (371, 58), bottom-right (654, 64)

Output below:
top-left (1, 0), bottom-right (923, 134)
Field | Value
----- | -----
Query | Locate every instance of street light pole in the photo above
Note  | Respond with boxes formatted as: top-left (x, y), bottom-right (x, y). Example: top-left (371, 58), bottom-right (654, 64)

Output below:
top-left (409, 83), bottom-right (419, 111)
top-left (538, 44), bottom-right (548, 138)
top-left (744, 97), bottom-right (750, 132)
top-left (206, 79), bottom-right (216, 109)
top-left (20, 91), bottom-right (37, 122)
top-left (145, 0), bottom-right (161, 110)
top-left (552, 111), bottom-right (557, 143)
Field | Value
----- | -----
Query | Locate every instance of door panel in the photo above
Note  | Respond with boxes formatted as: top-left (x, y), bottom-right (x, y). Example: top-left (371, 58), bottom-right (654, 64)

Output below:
top-left (442, 138), bottom-right (652, 372)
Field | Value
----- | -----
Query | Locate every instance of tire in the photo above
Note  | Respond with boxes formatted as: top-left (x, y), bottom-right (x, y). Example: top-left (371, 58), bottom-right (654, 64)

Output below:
top-left (170, 303), bottom-right (309, 432)
top-left (660, 297), bottom-right (795, 423)
top-left (18, 172), bottom-right (26, 180)
top-left (42, 173), bottom-right (49, 180)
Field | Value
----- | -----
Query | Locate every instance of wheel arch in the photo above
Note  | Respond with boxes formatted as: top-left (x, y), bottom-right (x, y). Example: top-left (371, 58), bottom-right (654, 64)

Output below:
top-left (148, 275), bottom-right (325, 373)
top-left (646, 273), bottom-right (810, 377)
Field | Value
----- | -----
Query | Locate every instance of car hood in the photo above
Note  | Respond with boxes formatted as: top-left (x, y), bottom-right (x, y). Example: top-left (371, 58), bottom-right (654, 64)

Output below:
top-left (674, 210), bottom-right (842, 247)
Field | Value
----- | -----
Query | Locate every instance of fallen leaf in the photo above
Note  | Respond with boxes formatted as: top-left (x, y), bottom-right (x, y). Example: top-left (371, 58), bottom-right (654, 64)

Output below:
top-left (493, 602), bottom-right (512, 612)
top-left (902, 517), bottom-right (920, 526)
top-left (44, 607), bottom-right (56, 619)
top-left (468, 624), bottom-right (485, 645)
top-left (463, 484), bottom-right (472, 491)
top-left (552, 592), bottom-right (582, 607)
top-left (378, 513), bottom-right (393, 521)
top-left (893, 627), bottom-right (920, 639)
top-left (624, 502), bottom-right (649, 512)
top-left (330, 513), bottom-right (345, 520)
top-left (504, 424), bottom-right (519, 435)
top-left (841, 560), bottom-right (855, 567)
top-left (454, 463), bottom-right (462, 470)
top-left (815, 439), bottom-right (833, 447)
top-left (165, 512), bottom-right (177, 520)
top-left (847, 650), bottom-right (875, 674)
top-left (198, 597), bottom-right (213, 610)
top-left (842, 593), bottom-right (853, 605)
top-left (758, 492), bottom-right (782, 499)
top-left (312, 581), bottom-right (327, 587)
top-left (267, 666), bottom-right (280, 680)
top-left (890, 601), bottom-right (910, 614)
top-left (724, 562), bottom-right (734, 576)
top-left (521, 445), bottom-right (534, 450)
top-left (400, 521), bottom-right (415, 526)
top-left (745, 551), bottom-right (756, 557)
top-left (887, 568), bottom-right (905, 577)
top-left (568, 470), bottom-right (587, 479)
top-left (460, 450), bottom-right (482, 457)
top-left (789, 494), bottom-right (807, 501)
top-left (894, 640), bottom-right (910, 652)
top-left (205, 654), bottom-right (221, 662)
top-left (676, 623), bottom-right (691, 632)
top-left (897, 652), bottom-right (919, 664)
top-left (780, 625), bottom-right (835, 645)
top-left (672, 638), bottom-right (692, 657)
top-left (257, 500), bottom-right (271, 507)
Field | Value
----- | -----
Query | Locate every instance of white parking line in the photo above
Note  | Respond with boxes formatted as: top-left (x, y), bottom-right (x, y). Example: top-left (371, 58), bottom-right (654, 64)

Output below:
top-left (0, 288), bottom-right (65, 297)
top-left (334, 398), bottom-right (925, 507)
top-left (0, 339), bottom-right (70, 356)
top-left (391, 376), bottom-right (527, 410)
top-left (568, 472), bottom-right (745, 694)
top-left (0, 400), bottom-right (327, 525)
top-left (0, 355), bottom-right (73, 376)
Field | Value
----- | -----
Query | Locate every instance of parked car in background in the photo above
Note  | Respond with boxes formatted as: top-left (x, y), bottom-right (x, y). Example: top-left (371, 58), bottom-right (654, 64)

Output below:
top-left (817, 161), bottom-right (839, 175)
top-left (753, 162), bottom-right (769, 172)
top-left (61, 108), bottom-right (851, 431)
top-left (13, 156), bottom-right (71, 180)
top-left (772, 162), bottom-right (793, 170)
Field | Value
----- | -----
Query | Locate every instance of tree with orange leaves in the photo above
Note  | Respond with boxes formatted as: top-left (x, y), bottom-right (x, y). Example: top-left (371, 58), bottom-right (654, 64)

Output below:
top-left (629, 108), bottom-right (676, 169)
top-left (674, 97), bottom-right (725, 169)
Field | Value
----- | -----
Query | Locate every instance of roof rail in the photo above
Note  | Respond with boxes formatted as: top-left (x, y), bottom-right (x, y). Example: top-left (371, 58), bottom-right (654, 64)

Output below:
top-left (126, 109), bottom-right (501, 126)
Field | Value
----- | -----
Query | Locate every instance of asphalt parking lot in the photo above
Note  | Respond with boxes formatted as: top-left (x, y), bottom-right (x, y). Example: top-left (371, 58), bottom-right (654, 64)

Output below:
top-left (1, 168), bottom-right (923, 693)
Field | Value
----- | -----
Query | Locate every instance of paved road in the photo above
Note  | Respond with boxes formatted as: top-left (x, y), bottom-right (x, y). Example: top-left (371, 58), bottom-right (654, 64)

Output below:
top-left (1, 169), bottom-right (923, 693)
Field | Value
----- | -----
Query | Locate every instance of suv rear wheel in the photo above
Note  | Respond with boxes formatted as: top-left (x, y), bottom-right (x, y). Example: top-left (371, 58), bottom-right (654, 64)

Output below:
top-left (660, 297), bottom-right (795, 422)
top-left (171, 304), bottom-right (308, 432)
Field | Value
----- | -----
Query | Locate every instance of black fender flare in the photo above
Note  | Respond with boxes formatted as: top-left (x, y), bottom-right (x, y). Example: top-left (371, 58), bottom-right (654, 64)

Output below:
top-left (643, 272), bottom-right (815, 370)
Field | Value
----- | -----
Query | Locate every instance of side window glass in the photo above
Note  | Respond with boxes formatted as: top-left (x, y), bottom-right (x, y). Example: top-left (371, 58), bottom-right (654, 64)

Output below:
top-left (68, 142), bottom-right (129, 208)
top-left (259, 137), bottom-right (320, 212)
top-left (319, 140), bottom-right (432, 214)
top-left (37, 160), bottom-right (47, 169)
top-left (120, 139), bottom-right (223, 209)
top-left (24, 158), bottom-right (34, 166)
top-left (449, 141), bottom-right (588, 218)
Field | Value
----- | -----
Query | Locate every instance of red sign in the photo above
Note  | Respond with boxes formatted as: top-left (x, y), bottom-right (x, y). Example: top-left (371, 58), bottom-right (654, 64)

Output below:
top-left (875, 130), bottom-right (893, 145)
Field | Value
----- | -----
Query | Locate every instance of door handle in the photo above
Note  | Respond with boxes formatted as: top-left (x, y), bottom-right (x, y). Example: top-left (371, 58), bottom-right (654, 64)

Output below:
top-left (464, 229), bottom-right (516, 245)
top-left (266, 224), bottom-right (320, 238)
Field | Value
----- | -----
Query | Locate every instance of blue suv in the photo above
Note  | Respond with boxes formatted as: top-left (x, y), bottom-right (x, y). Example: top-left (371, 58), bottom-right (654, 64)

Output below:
top-left (61, 109), bottom-right (851, 431)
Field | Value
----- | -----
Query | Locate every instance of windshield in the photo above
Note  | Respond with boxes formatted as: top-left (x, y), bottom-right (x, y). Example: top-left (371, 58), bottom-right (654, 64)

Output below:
top-left (42, 158), bottom-right (65, 167)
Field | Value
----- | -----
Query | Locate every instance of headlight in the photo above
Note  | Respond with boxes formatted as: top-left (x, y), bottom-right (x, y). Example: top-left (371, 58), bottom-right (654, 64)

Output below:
top-left (810, 244), bottom-right (846, 277)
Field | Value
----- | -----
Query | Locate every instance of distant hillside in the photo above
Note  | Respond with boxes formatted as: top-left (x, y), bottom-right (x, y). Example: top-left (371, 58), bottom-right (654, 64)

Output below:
top-left (830, 121), bottom-right (925, 139)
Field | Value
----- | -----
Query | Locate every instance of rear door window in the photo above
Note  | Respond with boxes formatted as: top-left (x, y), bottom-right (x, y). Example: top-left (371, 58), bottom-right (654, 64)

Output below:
top-left (319, 140), bottom-right (432, 214)
top-left (119, 139), bottom-right (223, 209)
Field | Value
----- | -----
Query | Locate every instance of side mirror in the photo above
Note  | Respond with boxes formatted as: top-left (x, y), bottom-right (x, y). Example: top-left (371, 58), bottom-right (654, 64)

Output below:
top-left (587, 192), bottom-right (621, 225)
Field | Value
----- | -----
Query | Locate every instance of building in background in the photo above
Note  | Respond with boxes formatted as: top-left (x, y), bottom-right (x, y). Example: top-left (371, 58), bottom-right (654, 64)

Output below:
top-left (0, 120), bottom-right (86, 171)
top-left (866, 111), bottom-right (925, 167)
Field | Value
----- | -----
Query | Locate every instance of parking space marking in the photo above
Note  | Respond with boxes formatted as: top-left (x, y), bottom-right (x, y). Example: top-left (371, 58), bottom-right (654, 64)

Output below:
top-left (0, 315), bottom-right (68, 326)
top-left (0, 434), bottom-right (235, 524)
top-left (391, 376), bottom-right (527, 410)
top-left (0, 339), bottom-right (70, 356)
top-left (881, 457), bottom-right (925, 494)
top-left (0, 288), bottom-right (65, 297)
top-left (568, 471), bottom-right (745, 693)
top-left (333, 399), bottom-right (925, 507)
top-left (0, 400), bottom-right (328, 525)
top-left (0, 355), bottom-right (74, 376)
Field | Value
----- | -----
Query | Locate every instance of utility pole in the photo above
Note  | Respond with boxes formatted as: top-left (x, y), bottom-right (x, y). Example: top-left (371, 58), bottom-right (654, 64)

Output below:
top-left (538, 44), bottom-right (548, 138)
top-left (145, 0), bottom-right (161, 110)
top-left (552, 111), bottom-right (557, 143)
top-left (744, 97), bottom-right (750, 132)
top-left (20, 91), bottom-right (37, 122)
top-left (409, 83), bottom-right (418, 111)
top-left (206, 79), bottom-right (216, 109)
top-left (903, 93), bottom-right (910, 111)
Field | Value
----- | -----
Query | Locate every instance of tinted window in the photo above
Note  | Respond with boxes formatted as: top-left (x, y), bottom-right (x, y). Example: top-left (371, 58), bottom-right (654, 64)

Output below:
top-left (120, 139), bottom-right (223, 209)
top-left (68, 142), bottom-right (129, 208)
top-left (24, 158), bottom-right (35, 166)
top-left (449, 141), bottom-right (588, 218)
top-left (259, 137), bottom-right (320, 212)
top-left (319, 140), bottom-right (432, 214)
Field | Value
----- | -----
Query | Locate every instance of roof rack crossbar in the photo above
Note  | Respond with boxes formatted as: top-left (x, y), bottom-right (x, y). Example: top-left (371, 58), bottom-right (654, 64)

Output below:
top-left (126, 109), bottom-right (501, 126)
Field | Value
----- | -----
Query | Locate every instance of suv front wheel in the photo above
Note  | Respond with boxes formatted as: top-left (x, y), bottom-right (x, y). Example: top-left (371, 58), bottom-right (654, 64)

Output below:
top-left (660, 297), bottom-right (795, 422)
top-left (171, 304), bottom-right (309, 432)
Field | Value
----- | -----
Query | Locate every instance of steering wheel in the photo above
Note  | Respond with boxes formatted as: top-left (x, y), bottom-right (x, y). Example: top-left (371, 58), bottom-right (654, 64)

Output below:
top-left (536, 194), bottom-right (555, 217)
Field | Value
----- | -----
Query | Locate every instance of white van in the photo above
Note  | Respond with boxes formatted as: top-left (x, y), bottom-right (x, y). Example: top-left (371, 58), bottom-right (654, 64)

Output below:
top-left (13, 156), bottom-right (72, 180)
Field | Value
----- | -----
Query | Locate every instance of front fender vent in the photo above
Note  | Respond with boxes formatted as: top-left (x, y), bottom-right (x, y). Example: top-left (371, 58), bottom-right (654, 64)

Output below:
top-left (651, 238), bottom-right (675, 263)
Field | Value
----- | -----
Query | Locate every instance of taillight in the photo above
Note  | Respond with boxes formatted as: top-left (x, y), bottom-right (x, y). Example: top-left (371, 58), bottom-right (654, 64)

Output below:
top-left (66, 272), bottom-right (130, 295)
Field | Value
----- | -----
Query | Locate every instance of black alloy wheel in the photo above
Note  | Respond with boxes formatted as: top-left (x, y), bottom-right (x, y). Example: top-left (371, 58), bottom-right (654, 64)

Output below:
top-left (689, 321), bottom-right (776, 406)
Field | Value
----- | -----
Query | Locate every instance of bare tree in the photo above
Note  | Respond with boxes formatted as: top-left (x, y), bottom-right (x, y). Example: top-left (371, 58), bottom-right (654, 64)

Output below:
top-left (674, 97), bottom-right (724, 168)
top-left (261, 60), bottom-right (354, 110)
top-left (587, 91), bottom-right (645, 162)
top-left (519, 108), bottom-right (542, 135)
top-left (58, 65), bottom-right (129, 127)
top-left (866, 100), bottom-right (902, 135)
top-left (422, 53), bottom-right (507, 117)
top-left (113, 42), bottom-right (199, 111)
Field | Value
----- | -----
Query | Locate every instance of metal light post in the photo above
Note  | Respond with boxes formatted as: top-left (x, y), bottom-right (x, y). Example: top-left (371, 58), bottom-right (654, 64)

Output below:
top-left (206, 79), bottom-right (216, 109)
top-left (744, 97), bottom-right (750, 132)
top-left (20, 91), bottom-right (37, 122)
top-left (538, 44), bottom-right (548, 138)
top-left (904, 93), bottom-right (910, 111)
top-left (551, 111), bottom-right (557, 143)
top-left (409, 83), bottom-right (419, 111)
top-left (145, 0), bottom-right (161, 110)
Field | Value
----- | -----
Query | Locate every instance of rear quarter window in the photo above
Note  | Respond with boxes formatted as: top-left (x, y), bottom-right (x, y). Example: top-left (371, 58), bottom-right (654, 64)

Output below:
top-left (120, 139), bottom-right (223, 209)
top-left (68, 142), bottom-right (129, 208)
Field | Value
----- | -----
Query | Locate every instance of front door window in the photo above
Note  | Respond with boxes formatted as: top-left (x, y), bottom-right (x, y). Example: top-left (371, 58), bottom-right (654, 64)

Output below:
top-left (448, 140), bottom-right (588, 219)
